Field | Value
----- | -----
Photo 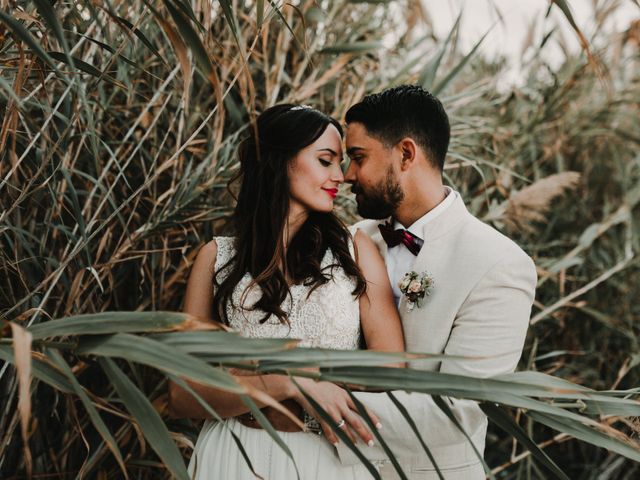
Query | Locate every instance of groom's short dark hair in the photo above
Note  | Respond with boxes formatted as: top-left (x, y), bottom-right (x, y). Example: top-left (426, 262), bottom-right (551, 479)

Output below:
top-left (345, 85), bottom-right (450, 171)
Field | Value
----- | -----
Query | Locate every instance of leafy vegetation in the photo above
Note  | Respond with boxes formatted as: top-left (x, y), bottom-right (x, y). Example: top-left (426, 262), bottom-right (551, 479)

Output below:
top-left (1, 0), bottom-right (639, 478)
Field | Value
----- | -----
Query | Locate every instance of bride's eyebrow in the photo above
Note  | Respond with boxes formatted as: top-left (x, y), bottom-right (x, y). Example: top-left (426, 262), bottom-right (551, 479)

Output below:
top-left (317, 148), bottom-right (339, 156)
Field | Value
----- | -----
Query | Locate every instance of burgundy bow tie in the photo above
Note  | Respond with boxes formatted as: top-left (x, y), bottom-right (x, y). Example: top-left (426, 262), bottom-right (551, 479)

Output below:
top-left (378, 221), bottom-right (423, 256)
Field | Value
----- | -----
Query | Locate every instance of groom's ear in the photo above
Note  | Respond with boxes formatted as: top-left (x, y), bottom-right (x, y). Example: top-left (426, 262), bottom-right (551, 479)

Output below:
top-left (398, 138), bottom-right (418, 171)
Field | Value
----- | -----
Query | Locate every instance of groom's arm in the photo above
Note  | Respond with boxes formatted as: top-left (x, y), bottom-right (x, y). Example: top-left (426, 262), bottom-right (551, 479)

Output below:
top-left (440, 252), bottom-right (537, 377)
top-left (335, 251), bottom-right (537, 464)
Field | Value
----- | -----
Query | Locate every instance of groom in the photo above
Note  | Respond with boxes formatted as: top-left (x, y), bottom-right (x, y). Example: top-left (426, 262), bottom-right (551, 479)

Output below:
top-left (339, 85), bottom-right (537, 478)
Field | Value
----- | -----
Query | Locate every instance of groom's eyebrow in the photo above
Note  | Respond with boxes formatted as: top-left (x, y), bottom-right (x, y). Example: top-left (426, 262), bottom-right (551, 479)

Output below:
top-left (346, 147), bottom-right (365, 156)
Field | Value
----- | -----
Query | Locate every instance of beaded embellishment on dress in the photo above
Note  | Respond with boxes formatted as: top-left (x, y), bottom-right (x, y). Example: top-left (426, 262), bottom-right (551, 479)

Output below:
top-left (213, 236), bottom-right (360, 350)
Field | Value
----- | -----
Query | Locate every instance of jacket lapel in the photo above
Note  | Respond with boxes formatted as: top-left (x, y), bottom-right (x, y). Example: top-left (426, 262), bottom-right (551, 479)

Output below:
top-left (399, 193), bottom-right (470, 320)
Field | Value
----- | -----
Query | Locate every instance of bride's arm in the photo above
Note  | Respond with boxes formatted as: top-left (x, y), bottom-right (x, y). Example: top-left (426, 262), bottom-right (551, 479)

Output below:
top-left (168, 238), bottom-right (380, 447)
top-left (168, 239), bottom-right (296, 419)
top-left (353, 230), bottom-right (405, 361)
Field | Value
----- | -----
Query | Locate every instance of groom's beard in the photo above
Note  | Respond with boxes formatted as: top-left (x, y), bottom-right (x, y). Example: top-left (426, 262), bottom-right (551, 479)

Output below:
top-left (351, 167), bottom-right (404, 219)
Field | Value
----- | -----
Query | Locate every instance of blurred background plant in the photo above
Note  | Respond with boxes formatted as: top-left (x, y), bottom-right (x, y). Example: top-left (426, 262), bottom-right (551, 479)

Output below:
top-left (0, 0), bottom-right (639, 478)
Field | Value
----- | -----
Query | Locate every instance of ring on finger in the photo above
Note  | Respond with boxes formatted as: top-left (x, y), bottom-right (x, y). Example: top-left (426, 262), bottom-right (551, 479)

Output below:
top-left (336, 419), bottom-right (346, 428)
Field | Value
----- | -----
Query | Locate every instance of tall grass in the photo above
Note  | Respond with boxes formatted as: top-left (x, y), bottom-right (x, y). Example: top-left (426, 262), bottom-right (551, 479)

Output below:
top-left (1, 0), bottom-right (639, 478)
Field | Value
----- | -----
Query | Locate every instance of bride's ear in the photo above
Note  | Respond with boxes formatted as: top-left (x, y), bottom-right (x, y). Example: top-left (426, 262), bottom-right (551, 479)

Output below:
top-left (398, 138), bottom-right (418, 171)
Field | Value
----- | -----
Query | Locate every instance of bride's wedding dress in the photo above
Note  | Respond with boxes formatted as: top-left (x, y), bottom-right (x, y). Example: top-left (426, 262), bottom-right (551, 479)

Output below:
top-left (188, 237), bottom-right (372, 479)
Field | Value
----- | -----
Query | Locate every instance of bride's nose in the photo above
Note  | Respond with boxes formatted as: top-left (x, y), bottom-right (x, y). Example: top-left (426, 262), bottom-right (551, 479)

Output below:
top-left (331, 163), bottom-right (344, 184)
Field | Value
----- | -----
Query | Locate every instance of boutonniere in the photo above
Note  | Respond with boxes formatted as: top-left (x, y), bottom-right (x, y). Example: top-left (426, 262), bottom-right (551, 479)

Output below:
top-left (398, 271), bottom-right (434, 311)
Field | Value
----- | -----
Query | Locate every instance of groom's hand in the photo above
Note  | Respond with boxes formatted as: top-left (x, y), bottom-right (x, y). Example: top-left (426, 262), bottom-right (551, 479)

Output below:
top-left (292, 378), bottom-right (380, 446)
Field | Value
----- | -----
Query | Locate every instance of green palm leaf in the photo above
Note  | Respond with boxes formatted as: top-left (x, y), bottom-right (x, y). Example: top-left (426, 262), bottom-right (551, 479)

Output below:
top-left (432, 396), bottom-right (495, 479)
top-left (100, 357), bottom-right (189, 480)
top-left (47, 349), bottom-right (127, 478)
top-left (28, 311), bottom-right (198, 340)
top-left (347, 388), bottom-right (409, 479)
top-left (295, 379), bottom-right (381, 479)
top-left (387, 391), bottom-right (444, 480)
top-left (77, 333), bottom-right (243, 393)
top-left (480, 402), bottom-right (569, 480)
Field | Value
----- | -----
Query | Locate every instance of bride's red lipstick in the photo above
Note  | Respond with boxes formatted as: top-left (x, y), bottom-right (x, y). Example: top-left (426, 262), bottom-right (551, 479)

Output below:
top-left (322, 187), bottom-right (338, 199)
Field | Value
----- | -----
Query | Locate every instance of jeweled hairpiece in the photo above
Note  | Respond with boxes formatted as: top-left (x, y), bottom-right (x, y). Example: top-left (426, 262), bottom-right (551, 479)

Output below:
top-left (289, 104), bottom-right (313, 111)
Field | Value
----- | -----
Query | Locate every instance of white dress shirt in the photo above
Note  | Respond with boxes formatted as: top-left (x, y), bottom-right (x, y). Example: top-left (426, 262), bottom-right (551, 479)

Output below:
top-left (386, 186), bottom-right (457, 305)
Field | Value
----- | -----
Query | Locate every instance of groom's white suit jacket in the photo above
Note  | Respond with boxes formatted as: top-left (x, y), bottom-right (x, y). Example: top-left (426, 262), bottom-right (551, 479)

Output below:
top-left (341, 192), bottom-right (537, 479)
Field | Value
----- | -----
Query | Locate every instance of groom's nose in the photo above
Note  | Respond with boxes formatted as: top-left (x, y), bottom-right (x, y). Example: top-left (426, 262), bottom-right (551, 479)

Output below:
top-left (344, 160), bottom-right (356, 184)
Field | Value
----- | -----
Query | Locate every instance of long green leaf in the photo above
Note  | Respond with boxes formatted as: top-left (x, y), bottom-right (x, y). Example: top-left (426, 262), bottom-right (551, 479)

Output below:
top-left (480, 403), bottom-right (569, 480)
top-left (47, 349), bottom-right (127, 478)
top-left (419, 11), bottom-right (461, 90)
top-left (551, 1), bottom-right (582, 37)
top-left (314, 366), bottom-right (640, 412)
top-left (169, 375), bottom-right (262, 479)
top-left (151, 330), bottom-right (296, 353)
top-left (432, 26), bottom-right (492, 96)
top-left (0, 75), bottom-right (23, 105)
top-left (347, 389), bottom-right (408, 479)
top-left (47, 52), bottom-right (127, 90)
top-left (33, 0), bottom-right (69, 54)
top-left (266, 0), bottom-right (305, 51)
top-left (218, 0), bottom-right (240, 42)
top-left (529, 410), bottom-right (640, 462)
top-left (240, 394), bottom-right (301, 480)
top-left (28, 311), bottom-right (194, 340)
top-left (167, 376), bottom-right (265, 480)
top-left (155, 332), bottom-right (416, 365)
top-left (171, 0), bottom-right (201, 26)
top-left (162, 0), bottom-right (214, 77)
top-left (387, 391), bottom-right (444, 480)
top-left (0, 344), bottom-right (72, 393)
top-left (432, 396), bottom-right (495, 479)
top-left (104, 10), bottom-right (167, 64)
top-left (60, 167), bottom-right (86, 239)
top-left (294, 379), bottom-right (381, 479)
top-left (100, 358), bottom-right (189, 480)
top-left (75, 33), bottom-right (158, 76)
top-left (320, 41), bottom-right (384, 54)
top-left (256, 0), bottom-right (265, 27)
top-left (0, 9), bottom-right (59, 74)
top-left (77, 333), bottom-right (243, 392)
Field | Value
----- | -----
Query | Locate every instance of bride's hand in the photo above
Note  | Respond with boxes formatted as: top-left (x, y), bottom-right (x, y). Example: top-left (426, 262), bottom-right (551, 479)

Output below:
top-left (290, 377), bottom-right (380, 446)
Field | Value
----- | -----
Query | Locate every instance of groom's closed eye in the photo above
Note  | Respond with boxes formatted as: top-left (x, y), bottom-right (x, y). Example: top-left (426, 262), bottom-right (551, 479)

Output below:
top-left (346, 147), bottom-right (366, 163)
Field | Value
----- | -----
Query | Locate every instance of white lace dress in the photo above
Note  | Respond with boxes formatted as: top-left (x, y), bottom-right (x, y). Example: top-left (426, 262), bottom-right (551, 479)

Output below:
top-left (187, 237), bottom-right (371, 479)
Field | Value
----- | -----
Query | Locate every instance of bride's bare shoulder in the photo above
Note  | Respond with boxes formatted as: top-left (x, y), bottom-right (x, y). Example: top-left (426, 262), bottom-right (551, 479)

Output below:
top-left (195, 239), bottom-right (218, 271)
top-left (352, 228), bottom-right (383, 264)
top-left (182, 240), bottom-right (219, 317)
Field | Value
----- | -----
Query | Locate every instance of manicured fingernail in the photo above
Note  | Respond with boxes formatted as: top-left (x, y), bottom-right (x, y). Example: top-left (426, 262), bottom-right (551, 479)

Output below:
top-left (333, 442), bottom-right (338, 447)
top-left (368, 440), bottom-right (375, 447)
top-left (375, 422), bottom-right (382, 429)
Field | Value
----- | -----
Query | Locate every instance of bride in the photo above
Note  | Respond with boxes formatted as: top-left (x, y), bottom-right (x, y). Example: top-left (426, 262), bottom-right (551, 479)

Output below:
top-left (169, 104), bottom-right (404, 479)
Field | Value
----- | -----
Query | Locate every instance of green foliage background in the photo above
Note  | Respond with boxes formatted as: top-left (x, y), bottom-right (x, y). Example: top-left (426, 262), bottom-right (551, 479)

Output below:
top-left (1, 0), bottom-right (639, 478)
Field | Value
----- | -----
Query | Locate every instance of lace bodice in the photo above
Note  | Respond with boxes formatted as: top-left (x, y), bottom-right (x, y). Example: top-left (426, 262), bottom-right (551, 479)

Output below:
top-left (213, 237), bottom-right (360, 349)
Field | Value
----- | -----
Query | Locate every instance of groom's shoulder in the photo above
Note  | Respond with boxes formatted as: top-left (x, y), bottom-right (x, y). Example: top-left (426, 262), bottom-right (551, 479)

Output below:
top-left (461, 211), bottom-right (533, 267)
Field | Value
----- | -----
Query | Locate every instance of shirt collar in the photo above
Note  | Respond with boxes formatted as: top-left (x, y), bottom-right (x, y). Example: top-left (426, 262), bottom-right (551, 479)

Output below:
top-left (393, 186), bottom-right (457, 240)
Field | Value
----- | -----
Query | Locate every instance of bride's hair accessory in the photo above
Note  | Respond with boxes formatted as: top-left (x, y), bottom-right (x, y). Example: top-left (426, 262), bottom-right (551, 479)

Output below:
top-left (399, 270), bottom-right (434, 311)
top-left (290, 104), bottom-right (313, 111)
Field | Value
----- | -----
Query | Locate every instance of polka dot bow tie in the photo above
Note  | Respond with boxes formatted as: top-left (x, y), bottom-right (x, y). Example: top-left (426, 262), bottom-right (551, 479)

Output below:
top-left (377, 221), bottom-right (424, 256)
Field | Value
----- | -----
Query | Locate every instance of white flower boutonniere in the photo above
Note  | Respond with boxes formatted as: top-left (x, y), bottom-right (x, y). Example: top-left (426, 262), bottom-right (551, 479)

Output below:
top-left (398, 271), bottom-right (434, 311)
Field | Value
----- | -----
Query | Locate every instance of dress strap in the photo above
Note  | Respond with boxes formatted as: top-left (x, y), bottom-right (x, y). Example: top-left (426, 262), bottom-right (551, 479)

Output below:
top-left (212, 236), bottom-right (235, 276)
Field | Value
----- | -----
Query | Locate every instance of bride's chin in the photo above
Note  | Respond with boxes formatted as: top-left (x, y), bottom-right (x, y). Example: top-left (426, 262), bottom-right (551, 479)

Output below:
top-left (320, 205), bottom-right (335, 213)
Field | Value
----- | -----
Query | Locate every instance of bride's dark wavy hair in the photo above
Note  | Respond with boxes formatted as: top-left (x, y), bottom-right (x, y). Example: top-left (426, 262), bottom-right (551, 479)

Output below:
top-left (212, 104), bottom-right (367, 325)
